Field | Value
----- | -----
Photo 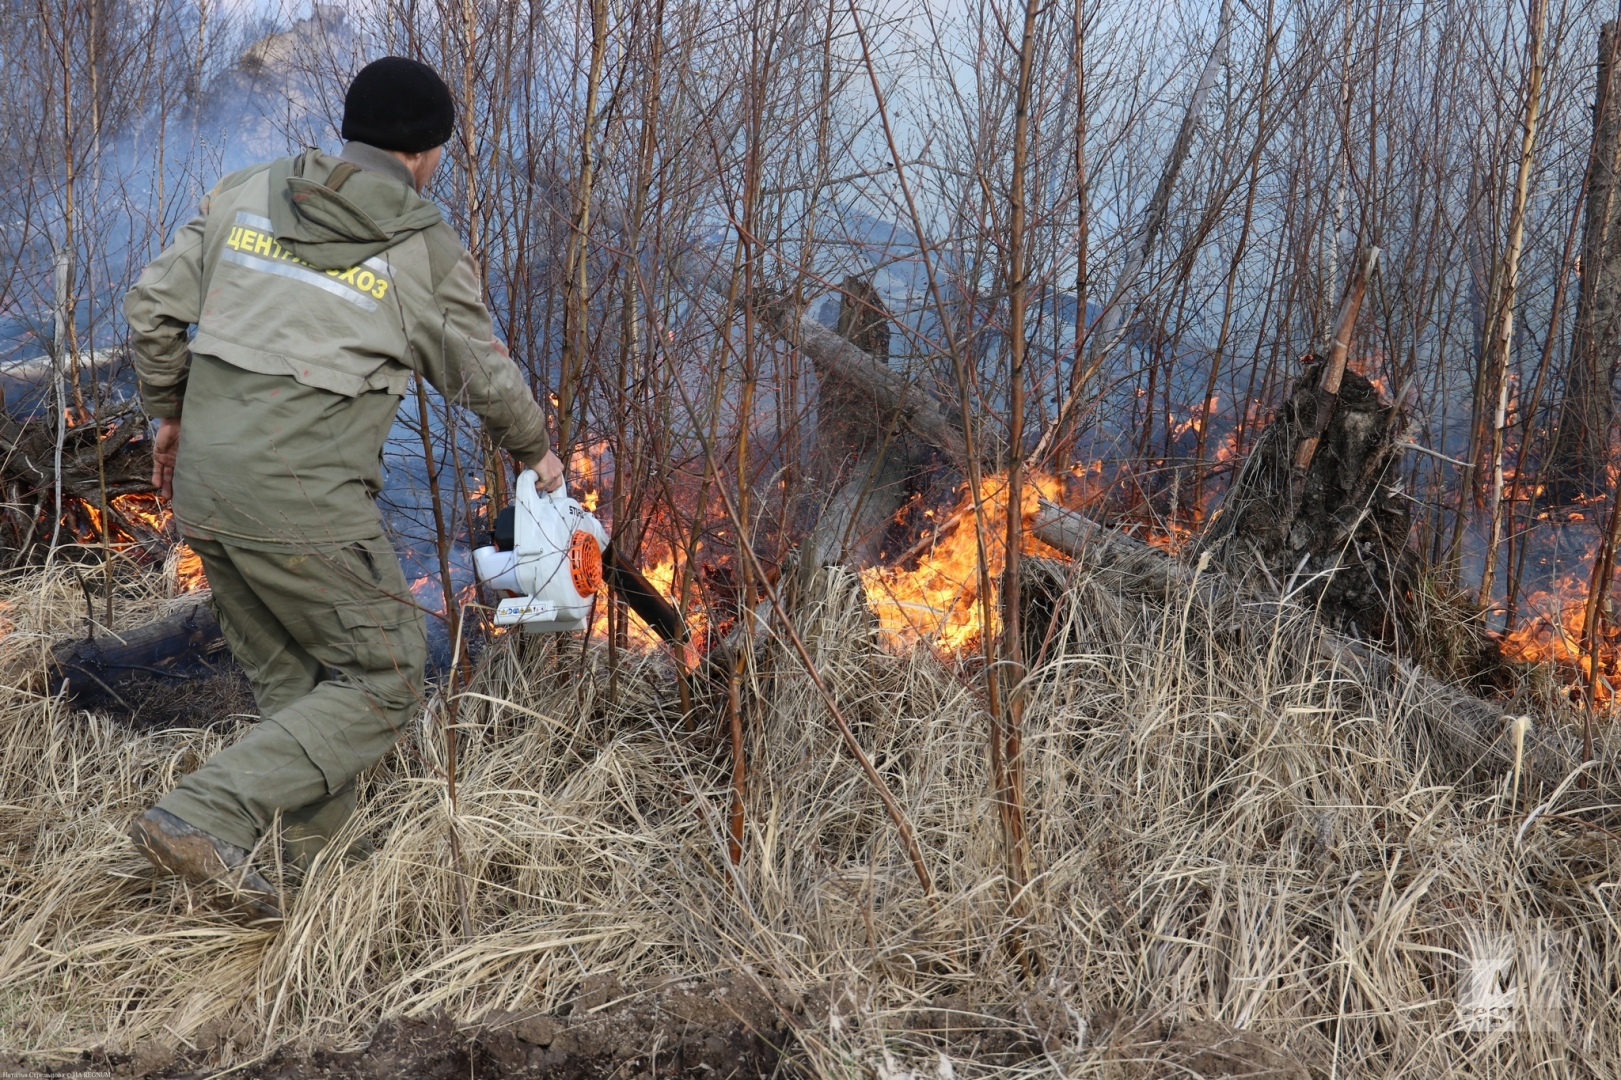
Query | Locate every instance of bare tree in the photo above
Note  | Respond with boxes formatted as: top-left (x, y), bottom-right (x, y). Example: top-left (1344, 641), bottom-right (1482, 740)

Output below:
top-left (1550, 19), bottom-right (1621, 502)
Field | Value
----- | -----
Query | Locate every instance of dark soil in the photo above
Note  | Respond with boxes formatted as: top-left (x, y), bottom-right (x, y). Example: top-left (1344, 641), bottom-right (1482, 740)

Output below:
top-left (18, 975), bottom-right (797, 1080)
top-left (11, 981), bottom-right (1310, 1080)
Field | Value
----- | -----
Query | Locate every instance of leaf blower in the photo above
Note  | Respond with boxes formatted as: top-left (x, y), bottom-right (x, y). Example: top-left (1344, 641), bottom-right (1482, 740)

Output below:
top-left (472, 469), bottom-right (608, 631)
top-left (473, 469), bottom-right (687, 647)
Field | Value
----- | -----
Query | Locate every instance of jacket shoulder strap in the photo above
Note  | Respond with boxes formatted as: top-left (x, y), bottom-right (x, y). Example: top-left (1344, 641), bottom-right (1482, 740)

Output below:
top-left (325, 161), bottom-right (362, 192)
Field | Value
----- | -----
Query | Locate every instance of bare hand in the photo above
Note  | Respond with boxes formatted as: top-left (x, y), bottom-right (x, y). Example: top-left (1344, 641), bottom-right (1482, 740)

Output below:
top-left (152, 417), bottom-right (180, 500)
top-left (533, 450), bottom-right (564, 492)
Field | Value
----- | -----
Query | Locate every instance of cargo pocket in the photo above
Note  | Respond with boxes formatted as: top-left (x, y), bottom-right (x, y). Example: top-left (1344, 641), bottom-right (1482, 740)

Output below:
top-left (331, 599), bottom-right (420, 675)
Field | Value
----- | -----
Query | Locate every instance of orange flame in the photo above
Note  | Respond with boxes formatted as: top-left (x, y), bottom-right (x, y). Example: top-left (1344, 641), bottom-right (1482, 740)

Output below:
top-left (1498, 578), bottom-right (1618, 698)
top-left (570, 441), bottom-right (608, 511)
top-left (587, 549), bottom-right (705, 669)
top-left (171, 544), bottom-right (207, 593)
top-left (860, 473), bottom-right (1067, 651)
top-left (65, 493), bottom-right (210, 594)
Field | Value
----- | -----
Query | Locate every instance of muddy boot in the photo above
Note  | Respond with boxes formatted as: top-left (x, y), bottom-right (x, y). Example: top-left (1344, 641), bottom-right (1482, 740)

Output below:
top-left (128, 807), bottom-right (282, 923)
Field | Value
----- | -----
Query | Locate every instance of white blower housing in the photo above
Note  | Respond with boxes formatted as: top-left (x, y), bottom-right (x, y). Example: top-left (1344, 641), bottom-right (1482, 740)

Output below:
top-left (472, 470), bottom-right (610, 632)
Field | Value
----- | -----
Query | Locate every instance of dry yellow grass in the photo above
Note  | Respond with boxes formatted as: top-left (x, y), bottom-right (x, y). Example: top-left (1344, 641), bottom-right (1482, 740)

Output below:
top-left (0, 550), bottom-right (1615, 1076)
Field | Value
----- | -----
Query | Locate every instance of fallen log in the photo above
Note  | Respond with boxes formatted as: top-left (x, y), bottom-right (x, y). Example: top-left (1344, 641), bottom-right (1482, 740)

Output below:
top-left (49, 599), bottom-right (238, 724)
top-left (1031, 498), bottom-right (1615, 806)
top-left (754, 294), bottom-right (974, 472)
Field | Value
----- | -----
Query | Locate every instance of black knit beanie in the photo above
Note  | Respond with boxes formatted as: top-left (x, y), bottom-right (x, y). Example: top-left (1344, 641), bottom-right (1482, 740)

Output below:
top-left (341, 57), bottom-right (455, 153)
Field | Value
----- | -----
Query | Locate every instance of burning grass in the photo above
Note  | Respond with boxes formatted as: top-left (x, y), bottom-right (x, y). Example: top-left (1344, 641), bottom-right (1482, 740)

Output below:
top-left (0, 552), bottom-right (1617, 1077)
top-left (860, 473), bottom-right (1069, 651)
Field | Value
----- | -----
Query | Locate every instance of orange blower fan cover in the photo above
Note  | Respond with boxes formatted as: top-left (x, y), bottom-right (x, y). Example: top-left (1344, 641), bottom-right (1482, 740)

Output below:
top-left (569, 531), bottom-right (603, 596)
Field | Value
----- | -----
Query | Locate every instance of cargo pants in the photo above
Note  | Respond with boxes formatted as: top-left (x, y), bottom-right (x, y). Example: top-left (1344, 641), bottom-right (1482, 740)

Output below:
top-left (157, 534), bottom-right (427, 869)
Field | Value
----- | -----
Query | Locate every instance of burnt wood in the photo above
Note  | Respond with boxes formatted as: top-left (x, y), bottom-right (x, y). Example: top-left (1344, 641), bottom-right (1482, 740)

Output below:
top-left (0, 402), bottom-right (157, 561)
top-left (0, 405), bottom-right (155, 502)
top-left (755, 295), bottom-right (974, 470)
top-left (50, 601), bottom-right (229, 711)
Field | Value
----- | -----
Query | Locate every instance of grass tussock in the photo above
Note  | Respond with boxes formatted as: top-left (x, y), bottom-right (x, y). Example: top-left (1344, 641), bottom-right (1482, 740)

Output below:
top-left (0, 552), bottom-right (1617, 1077)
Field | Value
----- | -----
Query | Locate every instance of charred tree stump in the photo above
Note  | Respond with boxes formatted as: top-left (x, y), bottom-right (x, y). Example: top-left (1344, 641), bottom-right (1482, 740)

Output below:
top-left (1196, 250), bottom-right (1419, 643)
top-left (1200, 360), bottom-right (1414, 642)
top-left (796, 277), bottom-right (917, 571)
top-left (823, 274), bottom-right (893, 466)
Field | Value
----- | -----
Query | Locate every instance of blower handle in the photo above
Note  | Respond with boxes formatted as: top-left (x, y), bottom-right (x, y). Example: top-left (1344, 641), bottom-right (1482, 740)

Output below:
top-left (517, 467), bottom-right (569, 501)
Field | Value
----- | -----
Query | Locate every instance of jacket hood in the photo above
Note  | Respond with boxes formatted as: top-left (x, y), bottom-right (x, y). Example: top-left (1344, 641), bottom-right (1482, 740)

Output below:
top-left (268, 149), bottom-right (444, 271)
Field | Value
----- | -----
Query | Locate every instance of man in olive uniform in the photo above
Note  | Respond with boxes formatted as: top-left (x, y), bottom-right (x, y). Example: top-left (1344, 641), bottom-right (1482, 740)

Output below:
top-left (123, 57), bottom-right (561, 920)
